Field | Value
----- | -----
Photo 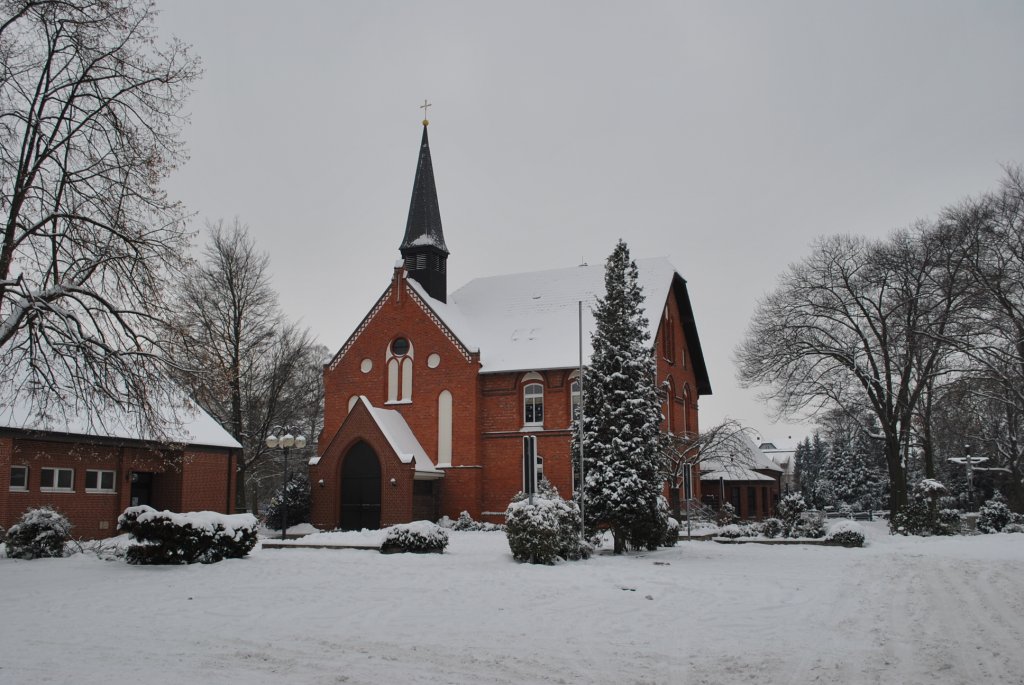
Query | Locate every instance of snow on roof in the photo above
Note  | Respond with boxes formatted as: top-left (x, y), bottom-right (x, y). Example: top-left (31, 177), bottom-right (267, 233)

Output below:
top-left (359, 397), bottom-right (440, 478)
top-left (425, 257), bottom-right (679, 373)
top-left (700, 430), bottom-right (782, 482)
top-left (0, 391), bottom-right (241, 449)
top-left (700, 465), bottom-right (776, 482)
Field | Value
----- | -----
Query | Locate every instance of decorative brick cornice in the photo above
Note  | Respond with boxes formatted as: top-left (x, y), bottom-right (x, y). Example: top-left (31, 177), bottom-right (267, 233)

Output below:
top-left (327, 285), bottom-right (392, 372)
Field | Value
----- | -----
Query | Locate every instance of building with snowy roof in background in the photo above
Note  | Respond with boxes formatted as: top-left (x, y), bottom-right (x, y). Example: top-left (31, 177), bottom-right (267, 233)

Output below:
top-left (0, 395), bottom-right (241, 539)
top-left (309, 121), bottom-right (712, 529)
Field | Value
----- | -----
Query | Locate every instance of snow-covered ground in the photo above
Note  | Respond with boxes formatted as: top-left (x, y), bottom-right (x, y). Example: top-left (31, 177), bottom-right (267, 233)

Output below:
top-left (1, 522), bottom-right (1023, 684)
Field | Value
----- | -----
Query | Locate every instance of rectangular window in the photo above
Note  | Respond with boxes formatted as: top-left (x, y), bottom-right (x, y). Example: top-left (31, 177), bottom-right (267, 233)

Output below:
top-left (40, 467), bottom-right (74, 491)
top-left (9, 465), bottom-right (28, 491)
top-left (85, 469), bottom-right (116, 493)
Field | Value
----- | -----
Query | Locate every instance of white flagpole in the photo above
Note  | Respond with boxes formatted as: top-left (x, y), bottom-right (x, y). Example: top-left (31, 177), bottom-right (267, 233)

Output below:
top-left (578, 299), bottom-right (585, 538)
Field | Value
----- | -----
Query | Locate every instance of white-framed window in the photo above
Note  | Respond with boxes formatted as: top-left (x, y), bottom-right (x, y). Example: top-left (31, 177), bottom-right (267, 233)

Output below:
top-left (40, 467), bottom-right (74, 492)
top-left (85, 469), bottom-right (117, 493)
top-left (386, 337), bottom-right (414, 403)
top-left (9, 465), bottom-right (28, 491)
top-left (524, 383), bottom-right (544, 426)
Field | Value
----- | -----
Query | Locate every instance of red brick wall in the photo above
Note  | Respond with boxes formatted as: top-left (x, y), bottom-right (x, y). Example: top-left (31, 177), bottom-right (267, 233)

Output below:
top-left (0, 434), bottom-right (234, 539)
top-left (654, 285), bottom-right (704, 501)
top-left (322, 270), bottom-right (481, 473)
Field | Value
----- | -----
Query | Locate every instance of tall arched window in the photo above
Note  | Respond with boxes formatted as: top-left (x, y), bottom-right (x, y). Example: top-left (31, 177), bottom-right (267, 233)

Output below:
top-left (663, 377), bottom-right (675, 434)
top-left (437, 390), bottom-right (453, 466)
top-left (386, 337), bottom-right (414, 403)
top-left (682, 385), bottom-right (692, 435)
top-left (661, 305), bottom-right (675, 362)
top-left (522, 373), bottom-right (544, 427)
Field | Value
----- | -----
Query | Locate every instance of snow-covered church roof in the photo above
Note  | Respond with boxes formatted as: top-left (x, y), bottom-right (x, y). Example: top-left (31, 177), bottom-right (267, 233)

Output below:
top-left (407, 257), bottom-right (711, 392)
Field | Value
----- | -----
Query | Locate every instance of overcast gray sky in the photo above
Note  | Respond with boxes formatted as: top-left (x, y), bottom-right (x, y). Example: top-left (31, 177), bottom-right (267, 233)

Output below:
top-left (155, 1), bottom-right (1024, 446)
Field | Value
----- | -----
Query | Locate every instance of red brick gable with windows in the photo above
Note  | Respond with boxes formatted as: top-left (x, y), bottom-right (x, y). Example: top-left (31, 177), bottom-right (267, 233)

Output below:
top-left (309, 123), bottom-right (712, 530)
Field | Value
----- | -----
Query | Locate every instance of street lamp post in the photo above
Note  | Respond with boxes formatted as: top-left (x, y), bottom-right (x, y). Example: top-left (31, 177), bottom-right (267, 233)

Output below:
top-left (266, 431), bottom-right (307, 540)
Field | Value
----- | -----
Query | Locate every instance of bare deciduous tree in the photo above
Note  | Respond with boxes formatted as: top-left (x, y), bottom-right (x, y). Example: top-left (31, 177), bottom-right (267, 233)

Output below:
top-left (736, 225), bottom-right (972, 518)
top-left (0, 0), bottom-right (200, 432)
top-left (662, 418), bottom-right (762, 520)
top-left (167, 220), bottom-right (324, 511)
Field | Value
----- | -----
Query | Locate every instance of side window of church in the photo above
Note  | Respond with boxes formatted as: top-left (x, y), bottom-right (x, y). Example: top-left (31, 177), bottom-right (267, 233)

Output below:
top-left (524, 383), bottom-right (544, 425)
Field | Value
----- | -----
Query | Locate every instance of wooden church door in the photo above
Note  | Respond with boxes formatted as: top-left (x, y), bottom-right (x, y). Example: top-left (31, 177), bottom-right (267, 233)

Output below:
top-left (340, 441), bottom-right (382, 530)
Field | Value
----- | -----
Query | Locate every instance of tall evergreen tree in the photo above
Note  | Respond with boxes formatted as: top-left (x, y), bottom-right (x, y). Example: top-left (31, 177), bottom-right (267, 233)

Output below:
top-left (575, 241), bottom-right (666, 554)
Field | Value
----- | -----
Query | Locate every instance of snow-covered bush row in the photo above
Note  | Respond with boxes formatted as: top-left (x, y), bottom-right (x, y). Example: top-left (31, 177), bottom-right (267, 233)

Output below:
top-left (505, 482), bottom-right (590, 564)
top-left (380, 521), bottom-right (449, 554)
top-left (439, 511), bottom-right (504, 532)
top-left (5, 507), bottom-right (72, 559)
top-left (118, 506), bottom-right (258, 565)
top-left (718, 524), bottom-right (746, 539)
top-left (825, 521), bottom-right (865, 547)
top-left (1003, 523), bottom-right (1024, 534)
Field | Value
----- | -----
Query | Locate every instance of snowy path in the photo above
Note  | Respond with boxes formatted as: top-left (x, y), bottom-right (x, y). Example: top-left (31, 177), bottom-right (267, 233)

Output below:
top-left (1, 524), bottom-right (1023, 684)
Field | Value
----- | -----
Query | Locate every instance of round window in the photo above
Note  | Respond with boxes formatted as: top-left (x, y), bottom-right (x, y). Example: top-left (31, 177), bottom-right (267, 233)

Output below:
top-left (391, 337), bottom-right (410, 356)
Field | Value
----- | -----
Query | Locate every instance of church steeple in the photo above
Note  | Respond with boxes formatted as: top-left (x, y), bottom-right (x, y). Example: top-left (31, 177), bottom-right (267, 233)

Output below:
top-left (400, 120), bottom-right (449, 302)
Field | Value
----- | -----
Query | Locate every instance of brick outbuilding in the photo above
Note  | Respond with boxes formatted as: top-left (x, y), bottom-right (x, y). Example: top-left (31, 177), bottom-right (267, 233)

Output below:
top-left (310, 122), bottom-right (712, 529)
top-left (1, 402), bottom-right (240, 539)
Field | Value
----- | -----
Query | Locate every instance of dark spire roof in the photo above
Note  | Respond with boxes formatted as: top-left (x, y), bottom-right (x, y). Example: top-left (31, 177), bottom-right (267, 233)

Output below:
top-left (400, 124), bottom-right (448, 254)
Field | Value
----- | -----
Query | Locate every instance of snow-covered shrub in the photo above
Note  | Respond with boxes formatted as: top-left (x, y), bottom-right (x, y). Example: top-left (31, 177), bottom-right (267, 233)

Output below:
top-left (978, 493), bottom-right (1013, 533)
top-left (118, 506), bottom-right (258, 564)
top-left (777, 493), bottom-right (807, 536)
top-left (1013, 512), bottom-right (1024, 525)
top-left (380, 521), bottom-right (449, 553)
top-left (1003, 523), bottom-right (1024, 534)
top-left (837, 502), bottom-right (854, 519)
top-left (891, 479), bottom-right (956, 536)
top-left (718, 524), bottom-right (745, 539)
top-left (716, 502), bottom-right (737, 527)
top-left (662, 517), bottom-right (679, 547)
top-left (5, 507), bottom-right (72, 559)
top-left (761, 517), bottom-right (784, 539)
top-left (825, 520), bottom-right (865, 547)
top-left (792, 516), bottom-right (826, 539)
top-left (263, 474), bottom-right (312, 531)
top-left (505, 496), bottom-right (563, 564)
top-left (505, 482), bottom-right (590, 563)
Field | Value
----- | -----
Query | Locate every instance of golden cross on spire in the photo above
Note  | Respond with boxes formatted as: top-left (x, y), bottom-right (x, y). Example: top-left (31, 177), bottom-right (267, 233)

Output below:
top-left (420, 99), bottom-right (431, 126)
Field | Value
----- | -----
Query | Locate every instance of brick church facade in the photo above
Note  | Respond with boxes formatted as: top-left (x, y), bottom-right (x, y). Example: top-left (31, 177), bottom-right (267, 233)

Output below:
top-left (309, 123), bottom-right (711, 530)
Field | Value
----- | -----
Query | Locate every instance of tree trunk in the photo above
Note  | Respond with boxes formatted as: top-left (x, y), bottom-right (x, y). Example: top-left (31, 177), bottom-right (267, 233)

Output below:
top-left (884, 432), bottom-right (908, 519)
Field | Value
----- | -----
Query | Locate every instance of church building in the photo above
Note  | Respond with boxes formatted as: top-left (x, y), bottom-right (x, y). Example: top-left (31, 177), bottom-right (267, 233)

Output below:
top-left (309, 121), bottom-right (711, 529)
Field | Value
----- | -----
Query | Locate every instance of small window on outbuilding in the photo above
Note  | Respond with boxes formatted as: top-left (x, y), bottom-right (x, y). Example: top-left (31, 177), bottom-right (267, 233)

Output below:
top-left (9, 465), bottom-right (28, 491)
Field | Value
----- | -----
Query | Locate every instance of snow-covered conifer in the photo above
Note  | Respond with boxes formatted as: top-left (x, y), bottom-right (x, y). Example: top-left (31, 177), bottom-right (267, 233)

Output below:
top-left (574, 241), bottom-right (665, 554)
